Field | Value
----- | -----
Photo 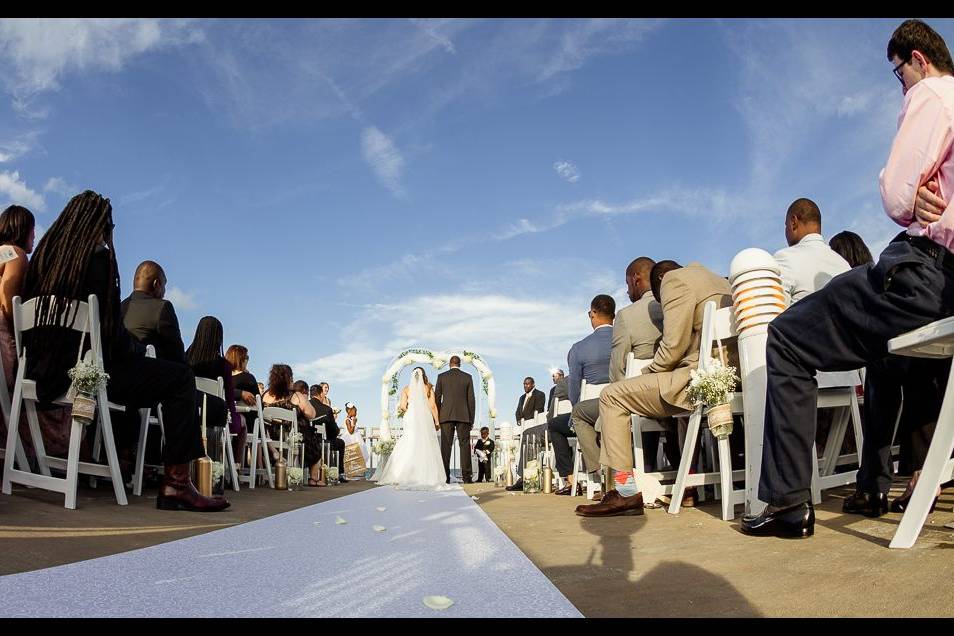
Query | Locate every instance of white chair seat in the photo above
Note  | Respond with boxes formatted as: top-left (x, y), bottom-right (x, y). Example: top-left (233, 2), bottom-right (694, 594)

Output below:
top-left (20, 381), bottom-right (127, 413)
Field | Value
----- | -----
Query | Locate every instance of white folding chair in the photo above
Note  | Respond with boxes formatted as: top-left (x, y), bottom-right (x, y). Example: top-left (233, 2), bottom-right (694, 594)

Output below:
top-left (0, 325), bottom-right (28, 473)
top-left (667, 302), bottom-right (746, 520)
top-left (238, 394), bottom-right (272, 489)
top-left (809, 370), bottom-right (865, 504)
top-left (627, 354), bottom-right (677, 482)
top-left (263, 405), bottom-right (297, 469)
top-left (196, 376), bottom-right (239, 492)
top-left (131, 345), bottom-right (166, 496)
top-left (884, 317), bottom-right (954, 548)
top-left (571, 379), bottom-right (608, 499)
top-left (1, 294), bottom-right (128, 509)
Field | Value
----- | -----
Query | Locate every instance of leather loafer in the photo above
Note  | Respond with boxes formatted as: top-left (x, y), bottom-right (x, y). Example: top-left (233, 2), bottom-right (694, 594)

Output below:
top-left (842, 490), bottom-right (889, 517)
top-left (891, 490), bottom-right (938, 514)
top-left (505, 479), bottom-right (524, 491)
top-left (741, 502), bottom-right (814, 538)
top-left (681, 487), bottom-right (698, 508)
top-left (554, 484), bottom-right (573, 496)
top-left (574, 490), bottom-right (644, 517)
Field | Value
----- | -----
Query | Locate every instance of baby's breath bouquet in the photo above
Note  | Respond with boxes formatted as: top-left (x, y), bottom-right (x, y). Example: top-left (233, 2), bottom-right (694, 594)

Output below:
top-left (67, 360), bottom-right (109, 425)
top-left (373, 438), bottom-right (396, 456)
top-left (687, 358), bottom-right (739, 439)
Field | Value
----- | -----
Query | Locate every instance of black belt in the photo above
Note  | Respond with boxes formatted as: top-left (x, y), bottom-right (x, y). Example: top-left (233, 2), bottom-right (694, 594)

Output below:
top-left (903, 233), bottom-right (954, 271)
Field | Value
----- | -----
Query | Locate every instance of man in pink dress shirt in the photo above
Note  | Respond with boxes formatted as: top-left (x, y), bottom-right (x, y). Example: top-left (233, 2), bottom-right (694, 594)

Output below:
top-left (743, 19), bottom-right (954, 538)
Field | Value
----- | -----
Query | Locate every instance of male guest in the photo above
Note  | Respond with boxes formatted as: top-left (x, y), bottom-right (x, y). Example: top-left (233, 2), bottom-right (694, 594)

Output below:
top-left (435, 356), bottom-right (476, 483)
top-left (121, 260), bottom-right (186, 363)
top-left (474, 427), bottom-right (495, 482)
top-left (774, 198), bottom-right (850, 304)
top-left (515, 376), bottom-right (546, 423)
top-left (577, 261), bottom-right (731, 517)
top-left (310, 384), bottom-right (347, 483)
top-left (743, 19), bottom-right (954, 537)
top-left (608, 256), bottom-right (676, 472)
top-left (547, 369), bottom-right (569, 418)
top-left (545, 295), bottom-right (615, 495)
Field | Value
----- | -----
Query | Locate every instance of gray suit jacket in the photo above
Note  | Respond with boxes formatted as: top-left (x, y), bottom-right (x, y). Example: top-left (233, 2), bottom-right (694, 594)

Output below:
top-left (434, 367), bottom-right (475, 425)
top-left (547, 378), bottom-right (569, 416)
top-left (609, 293), bottom-right (664, 382)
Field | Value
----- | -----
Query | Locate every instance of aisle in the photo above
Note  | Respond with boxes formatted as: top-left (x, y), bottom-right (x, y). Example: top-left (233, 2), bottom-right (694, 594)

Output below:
top-left (0, 485), bottom-right (581, 617)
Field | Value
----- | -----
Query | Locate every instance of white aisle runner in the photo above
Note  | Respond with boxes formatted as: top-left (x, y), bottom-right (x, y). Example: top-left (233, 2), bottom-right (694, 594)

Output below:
top-left (0, 486), bottom-right (581, 617)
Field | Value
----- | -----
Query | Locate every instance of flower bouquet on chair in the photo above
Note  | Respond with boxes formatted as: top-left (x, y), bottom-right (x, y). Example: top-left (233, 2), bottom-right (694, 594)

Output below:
top-left (522, 441), bottom-right (541, 494)
top-left (66, 360), bottom-right (109, 426)
top-left (286, 430), bottom-right (305, 491)
top-left (687, 357), bottom-right (739, 440)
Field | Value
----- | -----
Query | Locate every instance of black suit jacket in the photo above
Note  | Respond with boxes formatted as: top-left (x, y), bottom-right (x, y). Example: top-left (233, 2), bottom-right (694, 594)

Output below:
top-left (120, 290), bottom-right (186, 364)
top-left (309, 398), bottom-right (340, 439)
top-left (434, 367), bottom-right (475, 425)
top-left (516, 389), bottom-right (546, 422)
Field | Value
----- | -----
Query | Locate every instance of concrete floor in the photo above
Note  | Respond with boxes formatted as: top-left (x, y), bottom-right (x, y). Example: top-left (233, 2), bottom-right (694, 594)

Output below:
top-left (0, 478), bottom-right (376, 576)
top-left (463, 481), bottom-right (954, 617)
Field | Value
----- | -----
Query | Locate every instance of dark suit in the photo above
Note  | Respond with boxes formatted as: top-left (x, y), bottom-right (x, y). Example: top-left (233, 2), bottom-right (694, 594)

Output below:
top-left (434, 367), bottom-right (475, 482)
top-left (474, 437), bottom-right (495, 482)
top-left (120, 290), bottom-right (186, 364)
top-left (310, 398), bottom-right (344, 473)
top-left (515, 389), bottom-right (546, 423)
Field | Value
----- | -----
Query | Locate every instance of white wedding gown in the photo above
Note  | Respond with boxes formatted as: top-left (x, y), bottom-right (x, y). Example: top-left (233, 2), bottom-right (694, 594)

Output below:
top-left (374, 370), bottom-right (452, 490)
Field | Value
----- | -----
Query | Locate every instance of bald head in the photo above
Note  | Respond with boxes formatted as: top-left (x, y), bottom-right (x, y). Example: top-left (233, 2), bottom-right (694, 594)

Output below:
top-left (785, 198), bottom-right (822, 246)
top-left (134, 260), bottom-right (167, 299)
top-left (626, 256), bottom-right (656, 302)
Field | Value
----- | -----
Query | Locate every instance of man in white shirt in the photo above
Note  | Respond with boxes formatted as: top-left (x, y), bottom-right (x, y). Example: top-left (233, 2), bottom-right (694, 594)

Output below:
top-left (774, 198), bottom-right (850, 304)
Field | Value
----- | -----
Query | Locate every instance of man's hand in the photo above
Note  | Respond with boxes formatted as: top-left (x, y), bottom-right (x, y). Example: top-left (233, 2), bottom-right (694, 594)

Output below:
top-left (915, 179), bottom-right (947, 227)
top-left (240, 390), bottom-right (256, 405)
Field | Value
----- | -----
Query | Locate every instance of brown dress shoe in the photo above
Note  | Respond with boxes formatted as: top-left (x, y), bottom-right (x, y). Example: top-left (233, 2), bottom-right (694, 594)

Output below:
top-left (575, 490), bottom-right (644, 517)
top-left (681, 487), bottom-right (698, 508)
top-left (156, 463), bottom-right (231, 512)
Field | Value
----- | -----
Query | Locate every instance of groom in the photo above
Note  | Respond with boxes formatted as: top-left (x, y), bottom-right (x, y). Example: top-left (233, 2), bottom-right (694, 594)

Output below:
top-left (435, 356), bottom-right (476, 484)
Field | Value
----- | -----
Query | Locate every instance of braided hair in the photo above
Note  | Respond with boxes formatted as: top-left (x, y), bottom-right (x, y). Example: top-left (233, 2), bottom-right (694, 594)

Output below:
top-left (186, 315), bottom-right (224, 369)
top-left (23, 190), bottom-right (119, 357)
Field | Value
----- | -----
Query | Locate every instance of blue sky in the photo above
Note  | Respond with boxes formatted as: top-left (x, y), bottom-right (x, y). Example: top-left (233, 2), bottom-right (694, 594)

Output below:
top-left (0, 18), bottom-right (942, 428)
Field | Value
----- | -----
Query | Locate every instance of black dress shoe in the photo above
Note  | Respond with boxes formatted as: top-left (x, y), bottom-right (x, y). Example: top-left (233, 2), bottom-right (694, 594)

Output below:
top-left (842, 490), bottom-right (888, 517)
top-left (891, 490), bottom-right (938, 514)
top-left (554, 484), bottom-right (573, 496)
top-left (741, 502), bottom-right (814, 538)
top-left (505, 479), bottom-right (524, 491)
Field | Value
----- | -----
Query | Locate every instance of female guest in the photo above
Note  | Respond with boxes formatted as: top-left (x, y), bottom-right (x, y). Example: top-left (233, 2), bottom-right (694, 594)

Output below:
top-left (22, 190), bottom-right (227, 511)
top-left (186, 317), bottom-right (245, 465)
top-left (226, 344), bottom-right (260, 432)
top-left (0, 206), bottom-right (71, 458)
top-left (262, 364), bottom-right (320, 486)
top-left (829, 231), bottom-right (874, 268)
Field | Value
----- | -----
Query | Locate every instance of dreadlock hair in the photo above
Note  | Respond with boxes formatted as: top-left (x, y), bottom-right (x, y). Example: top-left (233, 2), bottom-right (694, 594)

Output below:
top-left (0, 205), bottom-right (35, 251)
top-left (23, 191), bottom-right (118, 358)
top-left (186, 316), bottom-right (224, 368)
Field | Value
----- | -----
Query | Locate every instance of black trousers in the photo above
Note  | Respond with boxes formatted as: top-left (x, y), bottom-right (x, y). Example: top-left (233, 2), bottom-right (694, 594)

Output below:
top-left (106, 356), bottom-right (203, 466)
top-left (760, 235), bottom-right (954, 507)
top-left (477, 458), bottom-right (491, 482)
top-left (440, 421), bottom-right (472, 482)
top-left (892, 358), bottom-right (952, 476)
top-left (547, 414), bottom-right (575, 477)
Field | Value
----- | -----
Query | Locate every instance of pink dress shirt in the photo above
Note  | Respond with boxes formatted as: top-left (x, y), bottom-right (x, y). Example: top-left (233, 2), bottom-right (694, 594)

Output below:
top-left (880, 75), bottom-right (954, 252)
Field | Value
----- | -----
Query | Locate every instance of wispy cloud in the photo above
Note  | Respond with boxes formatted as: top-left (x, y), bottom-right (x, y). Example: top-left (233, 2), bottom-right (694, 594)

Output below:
top-left (0, 131), bottom-right (41, 162)
top-left (43, 176), bottom-right (76, 197)
top-left (166, 286), bottom-right (198, 311)
top-left (295, 349), bottom-right (394, 386)
top-left (408, 19), bottom-right (458, 54)
top-left (553, 160), bottom-right (579, 183)
top-left (361, 126), bottom-right (406, 197)
top-left (0, 18), bottom-right (203, 114)
top-left (0, 170), bottom-right (44, 211)
top-left (537, 19), bottom-right (666, 83)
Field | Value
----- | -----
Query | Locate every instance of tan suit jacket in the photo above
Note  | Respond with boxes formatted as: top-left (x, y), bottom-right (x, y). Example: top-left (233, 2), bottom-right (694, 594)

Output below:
top-left (609, 293), bottom-right (663, 382)
top-left (642, 262), bottom-right (732, 410)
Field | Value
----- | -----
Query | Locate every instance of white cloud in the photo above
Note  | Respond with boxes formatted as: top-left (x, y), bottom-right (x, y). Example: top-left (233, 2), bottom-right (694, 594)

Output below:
top-left (0, 170), bottom-right (44, 211)
top-left (361, 126), bottom-right (406, 197)
top-left (166, 286), bottom-right (198, 311)
top-left (553, 160), bottom-right (579, 183)
top-left (409, 19), bottom-right (457, 54)
top-left (43, 176), bottom-right (75, 197)
top-left (0, 131), bottom-right (40, 162)
top-left (295, 349), bottom-right (394, 386)
top-left (0, 18), bottom-right (202, 112)
top-left (537, 19), bottom-right (666, 82)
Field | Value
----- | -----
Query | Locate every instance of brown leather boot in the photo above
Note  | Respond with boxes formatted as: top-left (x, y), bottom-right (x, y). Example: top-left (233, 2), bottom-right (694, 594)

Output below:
top-left (156, 463), bottom-right (231, 512)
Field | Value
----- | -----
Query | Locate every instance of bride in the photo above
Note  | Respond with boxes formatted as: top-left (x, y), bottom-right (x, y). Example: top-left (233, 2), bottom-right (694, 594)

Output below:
top-left (374, 367), bottom-right (451, 490)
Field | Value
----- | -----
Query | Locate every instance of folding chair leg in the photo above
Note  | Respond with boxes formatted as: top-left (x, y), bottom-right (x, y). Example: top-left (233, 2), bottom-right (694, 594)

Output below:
top-left (63, 418), bottom-right (85, 510)
top-left (224, 429), bottom-right (239, 492)
top-left (260, 419), bottom-right (274, 488)
top-left (133, 408), bottom-right (150, 497)
top-left (890, 375), bottom-right (954, 548)
top-left (810, 445), bottom-right (822, 505)
top-left (850, 393), bottom-right (864, 466)
top-left (668, 409), bottom-right (702, 515)
top-left (96, 398), bottom-right (128, 506)
top-left (717, 436), bottom-right (734, 521)
top-left (24, 401), bottom-right (50, 476)
top-left (1, 380), bottom-right (25, 494)
top-left (571, 444), bottom-right (581, 497)
top-left (632, 416), bottom-right (646, 475)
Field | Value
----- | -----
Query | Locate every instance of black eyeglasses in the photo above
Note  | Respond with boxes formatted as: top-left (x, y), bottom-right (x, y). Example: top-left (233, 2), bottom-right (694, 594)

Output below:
top-left (893, 58), bottom-right (910, 85)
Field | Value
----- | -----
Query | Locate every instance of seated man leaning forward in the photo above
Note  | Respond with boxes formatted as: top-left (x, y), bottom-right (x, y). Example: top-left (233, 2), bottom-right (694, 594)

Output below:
top-left (576, 260), bottom-right (731, 517)
top-left (546, 294), bottom-right (615, 495)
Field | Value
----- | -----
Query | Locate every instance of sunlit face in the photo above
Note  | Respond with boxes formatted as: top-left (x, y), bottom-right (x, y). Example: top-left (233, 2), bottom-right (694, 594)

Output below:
top-left (891, 53), bottom-right (924, 96)
top-left (523, 378), bottom-right (534, 393)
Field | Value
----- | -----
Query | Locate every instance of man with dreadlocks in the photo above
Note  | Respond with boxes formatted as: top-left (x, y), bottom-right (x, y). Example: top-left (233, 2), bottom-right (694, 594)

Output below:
top-left (22, 190), bottom-right (230, 512)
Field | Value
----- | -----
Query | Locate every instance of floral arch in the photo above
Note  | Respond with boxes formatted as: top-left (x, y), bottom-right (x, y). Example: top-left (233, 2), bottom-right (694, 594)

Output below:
top-left (378, 348), bottom-right (496, 440)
